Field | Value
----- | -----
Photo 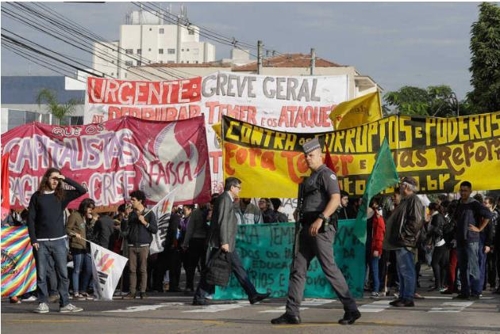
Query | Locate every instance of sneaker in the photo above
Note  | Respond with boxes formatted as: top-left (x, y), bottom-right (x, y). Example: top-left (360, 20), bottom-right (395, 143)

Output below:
top-left (370, 292), bottom-right (380, 299)
top-left (123, 293), bottom-right (136, 300)
top-left (10, 296), bottom-right (21, 304)
top-left (139, 292), bottom-right (147, 299)
top-left (34, 302), bottom-right (50, 314)
top-left (21, 295), bottom-right (38, 302)
top-left (73, 293), bottom-right (85, 300)
top-left (163, 283), bottom-right (170, 292)
top-left (59, 303), bottom-right (83, 313)
top-left (48, 294), bottom-right (60, 303)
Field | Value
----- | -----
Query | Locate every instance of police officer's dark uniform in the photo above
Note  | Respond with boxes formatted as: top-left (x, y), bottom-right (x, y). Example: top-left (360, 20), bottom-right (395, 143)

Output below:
top-left (271, 138), bottom-right (361, 325)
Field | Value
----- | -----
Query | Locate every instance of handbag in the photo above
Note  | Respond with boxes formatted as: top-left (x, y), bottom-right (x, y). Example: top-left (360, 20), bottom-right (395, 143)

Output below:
top-left (205, 249), bottom-right (232, 287)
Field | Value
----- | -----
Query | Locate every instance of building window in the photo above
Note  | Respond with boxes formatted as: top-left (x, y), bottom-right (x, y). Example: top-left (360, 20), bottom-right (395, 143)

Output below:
top-left (159, 28), bottom-right (164, 34)
top-left (148, 48), bottom-right (151, 51)
top-left (167, 61), bottom-right (174, 64)
top-left (137, 61), bottom-right (142, 66)
top-left (168, 48), bottom-right (175, 54)
top-left (125, 60), bottom-right (133, 66)
top-left (195, 61), bottom-right (199, 64)
top-left (159, 49), bottom-right (164, 54)
top-left (186, 61), bottom-right (189, 64)
top-left (111, 72), bottom-right (114, 76)
top-left (137, 49), bottom-right (142, 55)
top-left (186, 48), bottom-right (190, 52)
top-left (126, 49), bottom-right (133, 54)
top-left (149, 28), bottom-right (152, 31)
top-left (181, 49), bottom-right (184, 52)
top-left (188, 29), bottom-right (195, 35)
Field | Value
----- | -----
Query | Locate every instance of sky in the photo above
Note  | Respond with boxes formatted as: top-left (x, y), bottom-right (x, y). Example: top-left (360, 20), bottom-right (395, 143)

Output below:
top-left (0, 1), bottom-right (485, 100)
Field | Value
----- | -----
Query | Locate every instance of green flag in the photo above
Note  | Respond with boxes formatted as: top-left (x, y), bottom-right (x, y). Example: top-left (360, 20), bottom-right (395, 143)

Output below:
top-left (355, 139), bottom-right (399, 241)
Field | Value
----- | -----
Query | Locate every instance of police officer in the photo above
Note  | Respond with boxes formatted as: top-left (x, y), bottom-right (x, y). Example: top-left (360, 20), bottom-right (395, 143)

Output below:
top-left (271, 137), bottom-right (361, 325)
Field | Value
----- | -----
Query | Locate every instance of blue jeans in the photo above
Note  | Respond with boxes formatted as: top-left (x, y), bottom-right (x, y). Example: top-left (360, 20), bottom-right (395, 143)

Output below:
top-left (72, 252), bottom-right (85, 294)
top-left (194, 248), bottom-right (258, 302)
top-left (82, 253), bottom-right (94, 292)
top-left (457, 241), bottom-right (481, 296)
top-left (34, 238), bottom-right (70, 306)
top-left (370, 256), bottom-right (380, 292)
top-left (395, 248), bottom-right (416, 302)
top-left (478, 240), bottom-right (486, 293)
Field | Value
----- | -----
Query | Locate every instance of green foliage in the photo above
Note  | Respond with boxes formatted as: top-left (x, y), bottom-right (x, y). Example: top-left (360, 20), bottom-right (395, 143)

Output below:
top-left (36, 88), bottom-right (81, 125)
top-left (382, 85), bottom-right (462, 117)
top-left (467, 2), bottom-right (500, 113)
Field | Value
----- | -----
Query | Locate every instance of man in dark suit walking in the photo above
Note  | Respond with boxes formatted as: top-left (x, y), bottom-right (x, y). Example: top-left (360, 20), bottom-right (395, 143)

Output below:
top-left (193, 177), bottom-right (271, 305)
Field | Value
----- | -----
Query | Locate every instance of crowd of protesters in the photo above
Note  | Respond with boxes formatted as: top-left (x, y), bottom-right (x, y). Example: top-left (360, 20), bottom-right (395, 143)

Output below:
top-left (3, 167), bottom-right (500, 316)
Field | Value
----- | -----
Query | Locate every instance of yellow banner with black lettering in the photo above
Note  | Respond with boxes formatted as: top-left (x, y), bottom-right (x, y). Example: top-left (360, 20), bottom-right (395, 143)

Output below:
top-left (222, 111), bottom-right (500, 197)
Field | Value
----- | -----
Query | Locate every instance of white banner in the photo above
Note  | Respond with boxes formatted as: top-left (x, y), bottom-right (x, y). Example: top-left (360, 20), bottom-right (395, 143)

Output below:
top-left (90, 242), bottom-right (128, 301)
top-left (85, 72), bottom-right (349, 193)
top-left (149, 188), bottom-right (178, 255)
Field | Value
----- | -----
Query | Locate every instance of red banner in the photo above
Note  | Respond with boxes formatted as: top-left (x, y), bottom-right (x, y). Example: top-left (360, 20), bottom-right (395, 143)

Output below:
top-left (1, 153), bottom-right (10, 220)
top-left (1, 116), bottom-right (211, 209)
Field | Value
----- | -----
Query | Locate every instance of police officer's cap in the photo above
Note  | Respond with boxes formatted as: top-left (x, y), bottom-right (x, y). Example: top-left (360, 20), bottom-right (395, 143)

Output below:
top-left (302, 138), bottom-right (321, 154)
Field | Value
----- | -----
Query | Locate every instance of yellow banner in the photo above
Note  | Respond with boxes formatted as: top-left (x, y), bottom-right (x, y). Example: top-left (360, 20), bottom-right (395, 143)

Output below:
top-left (222, 112), bottom-right (500, 197)
top-left (329, 91), bottom-right (382, 130)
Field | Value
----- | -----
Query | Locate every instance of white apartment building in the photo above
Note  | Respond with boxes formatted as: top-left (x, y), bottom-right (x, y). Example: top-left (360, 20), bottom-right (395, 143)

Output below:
top-left (92, 9), bottom-right (216, 79)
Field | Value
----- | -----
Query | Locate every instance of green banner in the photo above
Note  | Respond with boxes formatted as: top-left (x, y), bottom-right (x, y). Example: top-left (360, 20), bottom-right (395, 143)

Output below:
top-left (214, 219), bottom-right (365, 300)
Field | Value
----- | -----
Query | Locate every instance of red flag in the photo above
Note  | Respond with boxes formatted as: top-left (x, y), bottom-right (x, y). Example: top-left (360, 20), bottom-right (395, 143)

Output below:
top-left (324, 146), bottom-right (343, 190)
top-left (1, 153), bottom-right (11, 220)
top-left (324, 146), bottom-right (335, 172)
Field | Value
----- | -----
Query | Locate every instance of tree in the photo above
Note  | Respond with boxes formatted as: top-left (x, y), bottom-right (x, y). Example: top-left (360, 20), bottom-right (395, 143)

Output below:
top-left (36, 88), bottom-right (81, 125)
top-left (467, 2), bottom-right (500, 113)
top-left (383, 85), bottom-right (463, 117)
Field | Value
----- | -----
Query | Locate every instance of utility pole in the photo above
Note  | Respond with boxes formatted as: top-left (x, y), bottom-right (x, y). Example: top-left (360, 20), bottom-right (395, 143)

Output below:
top-left (310, 48), bottom-right (315, 75)
top-left (257, 40), bottom-right (263, 74)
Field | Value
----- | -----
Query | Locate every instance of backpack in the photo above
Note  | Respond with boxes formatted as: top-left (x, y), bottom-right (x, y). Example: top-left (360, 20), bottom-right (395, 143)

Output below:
top-left (442, 215), bottom-right (456, 245)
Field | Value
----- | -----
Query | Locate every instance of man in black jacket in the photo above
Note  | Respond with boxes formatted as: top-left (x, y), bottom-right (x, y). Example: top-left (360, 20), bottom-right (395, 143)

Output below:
top-left (123, 190), bottom-right (158, 299)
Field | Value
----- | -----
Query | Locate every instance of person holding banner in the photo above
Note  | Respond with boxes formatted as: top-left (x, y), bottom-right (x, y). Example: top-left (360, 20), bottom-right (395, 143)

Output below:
top-left (66, 198), bottom-right (97, 300)
top-left (28, 168), bottom-right (87, 314)
top-left (271, 138), bottom-right (361, 326)
top-left (192, 177), bottom-right (271, 306)
top-left (122, 190), bottom-right (158, 300)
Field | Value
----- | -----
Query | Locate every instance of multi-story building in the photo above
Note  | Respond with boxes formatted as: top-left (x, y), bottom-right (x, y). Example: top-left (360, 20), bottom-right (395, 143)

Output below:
top-left (92, 9), bottom-right (216, 79)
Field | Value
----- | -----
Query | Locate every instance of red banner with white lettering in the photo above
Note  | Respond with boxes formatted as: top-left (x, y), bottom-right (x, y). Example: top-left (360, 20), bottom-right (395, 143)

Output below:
top-left (1, 116), bottom-right (211, 209)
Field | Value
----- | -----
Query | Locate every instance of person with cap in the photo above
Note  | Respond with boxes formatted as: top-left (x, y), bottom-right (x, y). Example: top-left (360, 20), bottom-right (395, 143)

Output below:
top-left (383, 176), bottom-right (425, 307)
top-left (271, 138), bottom-right (361, 325)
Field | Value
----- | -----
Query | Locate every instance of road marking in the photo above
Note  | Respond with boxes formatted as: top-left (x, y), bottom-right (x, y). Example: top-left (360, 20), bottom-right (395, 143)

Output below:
top-left (183, 304), bottom-right (244, 313)
top-left (301, 299), bottom-right (336, 306)
top-left (103, 303), bottom-right (175, 313)
top-left (429, 301), bottom-right (474, 313)
top-left (359, 300), bottom-right (391, 313)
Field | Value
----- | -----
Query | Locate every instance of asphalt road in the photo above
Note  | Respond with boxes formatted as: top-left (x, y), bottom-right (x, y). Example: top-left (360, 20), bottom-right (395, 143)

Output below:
top-left (2, 268), bottom-right (500, 334)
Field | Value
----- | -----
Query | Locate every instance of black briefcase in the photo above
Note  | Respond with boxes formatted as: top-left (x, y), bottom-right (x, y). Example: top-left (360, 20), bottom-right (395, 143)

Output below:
top-left (205, 249), bottom-right (232, 287)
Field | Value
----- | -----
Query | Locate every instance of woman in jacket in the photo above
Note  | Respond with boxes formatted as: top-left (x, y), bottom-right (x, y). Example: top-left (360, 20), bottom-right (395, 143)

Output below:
top-left (66, 198), bottom-right (97, 299)
top-left (367, 196), bottom-right (386, 298)
top-left (426, 202), bottom-right (449, 292)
